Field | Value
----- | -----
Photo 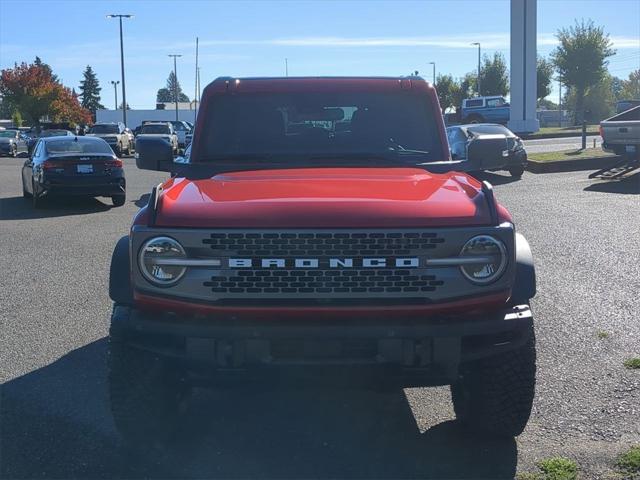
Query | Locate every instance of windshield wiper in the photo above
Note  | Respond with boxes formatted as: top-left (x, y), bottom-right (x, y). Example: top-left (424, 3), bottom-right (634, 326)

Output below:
top-left (386, 138), bottom-right (431, 156)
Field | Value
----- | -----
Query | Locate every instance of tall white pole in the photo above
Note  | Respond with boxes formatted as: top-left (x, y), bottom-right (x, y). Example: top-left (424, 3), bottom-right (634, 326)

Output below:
top-left (194, 37), bottom-right (199, 122)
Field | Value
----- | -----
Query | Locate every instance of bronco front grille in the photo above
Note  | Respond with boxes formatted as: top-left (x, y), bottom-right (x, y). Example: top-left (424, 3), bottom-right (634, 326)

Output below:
top-left (202, 231), bottom-right (444, 257)
top-left (199, 231), bottom-right (446, 299)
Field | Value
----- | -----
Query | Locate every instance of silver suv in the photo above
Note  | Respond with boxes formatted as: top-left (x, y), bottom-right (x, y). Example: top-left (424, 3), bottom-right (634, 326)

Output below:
top-left (86, 122), bottom-right (133, 156)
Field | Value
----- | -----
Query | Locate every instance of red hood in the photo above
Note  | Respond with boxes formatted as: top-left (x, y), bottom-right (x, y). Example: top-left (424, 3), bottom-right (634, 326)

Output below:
top-left (152, 168), bottom-right (503, 228)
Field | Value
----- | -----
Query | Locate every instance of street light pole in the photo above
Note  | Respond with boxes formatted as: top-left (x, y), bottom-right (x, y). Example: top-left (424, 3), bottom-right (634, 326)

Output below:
top-left (471, 42), bottom-right (481, 95)
top-left (168, 54), bottom-right (182, 122)
top-left (110, 80), bottom-right (120, 110)
top-left (285, 58), bottom-right (288, 77)
top-left (558, 78), bottom-right (562, 128)
top-left (107, 14), bottom-right (133, 125)
top-left (428, 62), bottom-right (436, 85)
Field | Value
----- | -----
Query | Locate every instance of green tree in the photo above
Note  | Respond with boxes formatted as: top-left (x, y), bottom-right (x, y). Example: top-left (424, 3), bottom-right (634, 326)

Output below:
top-left (12, 110), bottom-right (23, 127)
top-left (452, 73), bottom-right (477, 109)
top-left (434, 74), bottom-right (460, 113)
top-left (479, 52), bottom-right (509, 97)
top-left (551, 19), bottom-right (615, 124)
top-left (79, 65), bottom-right (104, 118)
top-left (156, 87), bottom-right (172, 103)
top-left (611, 76), bottom-right (624, 100)
top-left (537, 57), bottom-right (554, 101)
top-left (564, 74), bottom-right (615, 123)
top-left (619, 69), bottom-right (640, 100)
top-left (538, 98), bottom-right (559, 110)
top-left (157, 71), bottom-right (189, 103)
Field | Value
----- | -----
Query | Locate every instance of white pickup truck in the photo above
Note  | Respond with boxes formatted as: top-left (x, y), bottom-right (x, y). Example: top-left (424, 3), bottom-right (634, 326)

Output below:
top-left (600, 105), bottom-right (640, 159)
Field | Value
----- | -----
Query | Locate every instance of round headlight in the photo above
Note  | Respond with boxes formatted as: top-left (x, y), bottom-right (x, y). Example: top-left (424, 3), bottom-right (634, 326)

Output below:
top-left (138, 236), bottom-right (187, 286)
top-left (459, 235), bottom-right (507, 284)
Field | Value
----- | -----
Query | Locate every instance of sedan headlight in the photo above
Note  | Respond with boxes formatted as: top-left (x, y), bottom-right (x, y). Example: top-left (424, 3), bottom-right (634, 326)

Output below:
top-left (459, 235), bottom-right (507, 284)
top-left (138, 236), bottom-right (187, 286)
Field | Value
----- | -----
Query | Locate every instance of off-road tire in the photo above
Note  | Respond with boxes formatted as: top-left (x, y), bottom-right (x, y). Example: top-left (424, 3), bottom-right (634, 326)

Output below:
top-left (451, 324), bottom-right (536, 437)
top-left (509, 166), bottom-right (525, 178)
top-left (108, 313), bottom-right (189, 449)
top-left (112, 194), bottom-right (126, 207)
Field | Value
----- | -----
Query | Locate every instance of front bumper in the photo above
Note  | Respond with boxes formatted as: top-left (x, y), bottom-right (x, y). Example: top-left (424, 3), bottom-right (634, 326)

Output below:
top-left (111, 303), bottom-right (533, 387)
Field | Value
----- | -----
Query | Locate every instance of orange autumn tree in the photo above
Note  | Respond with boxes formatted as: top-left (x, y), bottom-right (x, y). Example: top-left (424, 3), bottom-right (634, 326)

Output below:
top-left (0, 58), bottom-right (92, 125)
top-left (50, 85), bottom-right (92, 125)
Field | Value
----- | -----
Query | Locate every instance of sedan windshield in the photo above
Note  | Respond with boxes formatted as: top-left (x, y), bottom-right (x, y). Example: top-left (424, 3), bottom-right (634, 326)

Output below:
top-left (0, 131), bottom-right (16, 138)
top-left (45, 139), bottom-right (113, 155)
top-left (199, 92), bottom-right (444, 163)
top-left (41, 130), bottom-right (71, 137)
top-left (466, 124), bottom-right (514, 136)
top-left (89, 125), bottom-right (119, 134)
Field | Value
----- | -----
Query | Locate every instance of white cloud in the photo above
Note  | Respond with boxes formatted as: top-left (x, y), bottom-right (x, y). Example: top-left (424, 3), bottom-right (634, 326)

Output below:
top-left (169, 33), bottom-right (640, 50)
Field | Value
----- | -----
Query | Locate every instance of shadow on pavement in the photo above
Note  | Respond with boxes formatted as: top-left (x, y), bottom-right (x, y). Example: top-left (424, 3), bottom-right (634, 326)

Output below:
top-left (1, 339), bottom-right (517, 479)
top-left (584, 172), bottom-right (640, 195)
top-left (0, 195), bottom-right (111, 220)
top-left (134, 193), bottom-right (150, 208)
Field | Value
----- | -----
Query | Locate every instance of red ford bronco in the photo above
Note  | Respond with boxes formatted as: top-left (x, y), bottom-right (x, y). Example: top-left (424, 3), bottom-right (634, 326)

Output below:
top-left (109, 76), bottom-right (536, 445)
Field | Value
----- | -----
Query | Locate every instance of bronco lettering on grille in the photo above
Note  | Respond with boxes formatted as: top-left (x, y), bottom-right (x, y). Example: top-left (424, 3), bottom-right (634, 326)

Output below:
top-left (227, 258), bottom-right (420, 268)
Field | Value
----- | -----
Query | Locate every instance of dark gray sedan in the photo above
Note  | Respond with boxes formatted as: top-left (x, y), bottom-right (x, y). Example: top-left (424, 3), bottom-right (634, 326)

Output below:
top-left (0, 129), bottom-right (29, 157)
top-left (21, 136), bottom-right (126, 208)
top-left (446, 123), bottom-right (528, 178)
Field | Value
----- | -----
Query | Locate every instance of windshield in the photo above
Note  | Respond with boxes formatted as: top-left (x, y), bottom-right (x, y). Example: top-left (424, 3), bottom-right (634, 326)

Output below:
top-left (0, 131), bottom-right (16, 138)
top-left (41, 130), bottom-right (71, 137)
top-left (466, 124), bottom-right (514, 136)
top-left (89, 124), bottom-right (119, 134)
top-left (171, 121), bottom-right (188, 131)
top-left (141, 125), bottom-right (170, 134)
top-left (199, 92), bottom-right (443, 163)
top-left (45, 139), bottom-right (113, 155)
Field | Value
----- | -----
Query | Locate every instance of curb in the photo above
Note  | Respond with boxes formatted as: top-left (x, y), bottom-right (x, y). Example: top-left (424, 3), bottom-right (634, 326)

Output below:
top-left (521, 131), bottom-right (598, 140)
top-left (526, 155), bottom-right (621, 173)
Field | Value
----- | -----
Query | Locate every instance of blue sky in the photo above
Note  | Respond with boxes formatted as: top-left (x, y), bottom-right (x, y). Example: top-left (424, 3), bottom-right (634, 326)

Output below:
top-left (1, 0), bottom-right (638, 110)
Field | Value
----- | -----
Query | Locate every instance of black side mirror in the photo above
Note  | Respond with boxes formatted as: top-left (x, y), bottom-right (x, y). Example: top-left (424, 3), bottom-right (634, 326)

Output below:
top-left (135, 136), bottom-right (174, 172)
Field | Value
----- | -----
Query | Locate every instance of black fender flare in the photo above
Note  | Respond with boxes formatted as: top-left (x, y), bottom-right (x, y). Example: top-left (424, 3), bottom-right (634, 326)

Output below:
top-left (511, 233), bottom-right (536, 305)
top-left (109, 235), bottom-right (133, 305)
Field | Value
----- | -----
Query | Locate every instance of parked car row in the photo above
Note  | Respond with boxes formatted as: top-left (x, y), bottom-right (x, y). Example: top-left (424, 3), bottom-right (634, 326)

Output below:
top-left (132, 120), bottom-right (193, 147)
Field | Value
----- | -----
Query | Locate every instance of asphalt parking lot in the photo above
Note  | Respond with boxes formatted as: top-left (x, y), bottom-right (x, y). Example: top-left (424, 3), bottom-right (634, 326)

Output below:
top-left (1, 157), bottom-right (638, 479)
